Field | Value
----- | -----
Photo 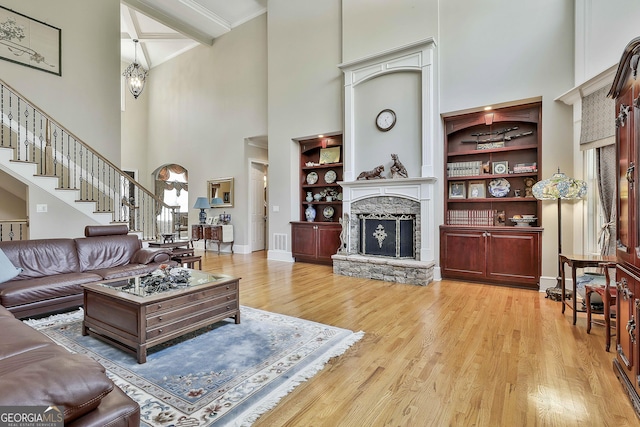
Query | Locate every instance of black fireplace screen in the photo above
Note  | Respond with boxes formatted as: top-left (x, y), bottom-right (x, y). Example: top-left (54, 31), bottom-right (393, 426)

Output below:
top-left (359, 214), bottom-right (415, 259)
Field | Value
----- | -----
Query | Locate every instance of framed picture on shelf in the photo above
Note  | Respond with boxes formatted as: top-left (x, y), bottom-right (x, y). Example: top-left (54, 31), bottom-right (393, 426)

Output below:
top-left (492, 161), bottom-right (508, 175)
top-left (468, 180), bottom-right (486, 198)
top-left (319, 147), bottom-right (340, 164)
top-left (448, 181), bottom-right (466, 199)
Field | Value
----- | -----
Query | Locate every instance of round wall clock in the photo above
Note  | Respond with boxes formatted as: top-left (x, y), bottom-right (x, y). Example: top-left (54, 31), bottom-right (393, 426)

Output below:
top-left (375, 109), bottom-right (396, 132)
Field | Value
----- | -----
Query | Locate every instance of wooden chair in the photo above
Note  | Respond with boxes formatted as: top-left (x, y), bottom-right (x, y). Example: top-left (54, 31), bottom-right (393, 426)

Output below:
top-left (585, 262), bottom-right (617, 351)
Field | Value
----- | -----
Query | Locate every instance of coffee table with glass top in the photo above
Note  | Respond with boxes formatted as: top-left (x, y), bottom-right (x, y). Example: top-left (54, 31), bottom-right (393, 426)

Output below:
top-left (82, 269), bottom-right (240, 363)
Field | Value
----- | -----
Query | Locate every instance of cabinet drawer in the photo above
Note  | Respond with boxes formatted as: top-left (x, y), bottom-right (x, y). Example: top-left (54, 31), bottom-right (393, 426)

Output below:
top-left (145, 281), bottom-right (238, 314)
top-left (146, 300), bottom-right (239, 340)
top-left (146, 292), bottom-right (237, 327)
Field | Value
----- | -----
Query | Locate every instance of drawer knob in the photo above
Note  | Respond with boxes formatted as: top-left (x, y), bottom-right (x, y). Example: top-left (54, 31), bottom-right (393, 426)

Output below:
top-left (226, 286), bottom-right (230, 289)
top-left (158, 316), bottom-right (163, 321)
top-left (158, 329), bottom-right (163, 334)
top-left (157, 304), bottom-right (162, 309)
top-left (227, 296), bottom-right (231, 300)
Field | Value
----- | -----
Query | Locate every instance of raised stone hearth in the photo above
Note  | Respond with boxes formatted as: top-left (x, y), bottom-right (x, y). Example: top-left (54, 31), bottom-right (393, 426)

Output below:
top-left (333, 254), bottom-right (434, 286)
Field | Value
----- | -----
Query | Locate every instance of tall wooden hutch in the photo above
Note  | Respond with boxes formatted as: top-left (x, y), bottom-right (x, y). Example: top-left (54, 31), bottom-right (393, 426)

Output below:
top-left (291, 134), bottom-right (343, 264)
top-left (609, 36), bottom-right (640, 416)
top-left (440, 102), bottom-right (543, 289)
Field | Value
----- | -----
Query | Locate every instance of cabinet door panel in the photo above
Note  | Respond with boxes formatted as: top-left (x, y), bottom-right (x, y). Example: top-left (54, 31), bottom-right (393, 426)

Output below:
top-left (440, 230), bottom-right (486, 279)
top-left (617, 91), bottom-right (634, 265)
top-left (316, 224), bottom-right (341, 261)
top-left (486, 231), bottom-right (540, 285)
top-left (291, 223), bottom-right (317, 258)
top-left (617, 266), bottom-right (635, 372)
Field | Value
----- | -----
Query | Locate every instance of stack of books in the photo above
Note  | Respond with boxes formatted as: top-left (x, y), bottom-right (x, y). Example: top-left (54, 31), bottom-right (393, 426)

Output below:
top-left (447, 209), bottom-right (496, 226)
top-left (512, 162), bottom-right (537, 174)
top-left (447, 161), bottom-right (482, 177)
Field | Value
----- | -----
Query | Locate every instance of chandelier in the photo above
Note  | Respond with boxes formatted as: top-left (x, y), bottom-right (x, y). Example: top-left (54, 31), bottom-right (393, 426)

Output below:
top-left (122, 39), bottom-right (148, 99)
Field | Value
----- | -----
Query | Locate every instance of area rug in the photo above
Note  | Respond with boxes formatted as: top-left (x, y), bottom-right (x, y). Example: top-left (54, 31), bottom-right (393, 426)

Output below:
top-left (24, 307), bottom-right (364, 427)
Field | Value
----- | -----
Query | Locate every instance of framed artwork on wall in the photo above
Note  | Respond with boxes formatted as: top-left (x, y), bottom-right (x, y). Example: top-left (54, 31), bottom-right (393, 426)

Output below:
top-left (0, 6), bottom-right (61, 76)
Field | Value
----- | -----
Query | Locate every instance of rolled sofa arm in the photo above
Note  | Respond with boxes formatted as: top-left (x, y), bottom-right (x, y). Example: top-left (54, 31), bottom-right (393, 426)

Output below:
top-left (130, 248), bottom-right (172, 264)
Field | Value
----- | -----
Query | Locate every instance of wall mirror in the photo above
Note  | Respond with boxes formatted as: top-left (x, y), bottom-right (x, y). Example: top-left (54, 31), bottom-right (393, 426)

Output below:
top-left (208, 177), bottom-right (234, 208)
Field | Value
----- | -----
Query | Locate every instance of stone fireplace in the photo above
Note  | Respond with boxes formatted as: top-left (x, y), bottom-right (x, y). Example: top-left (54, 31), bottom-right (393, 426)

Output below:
top-left (332, 38), bottom-right (439, 286)
top-left (332, 178), bottom-right (436, 286)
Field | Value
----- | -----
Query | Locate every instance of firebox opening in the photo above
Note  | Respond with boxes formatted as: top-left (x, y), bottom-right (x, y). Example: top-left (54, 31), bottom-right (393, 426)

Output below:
top-left (358, 214), bottom-right (415, 259)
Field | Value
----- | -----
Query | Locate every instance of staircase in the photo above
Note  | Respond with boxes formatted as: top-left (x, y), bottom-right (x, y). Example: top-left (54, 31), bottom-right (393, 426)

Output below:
top-left (0, 79), bottom-right (178, 241)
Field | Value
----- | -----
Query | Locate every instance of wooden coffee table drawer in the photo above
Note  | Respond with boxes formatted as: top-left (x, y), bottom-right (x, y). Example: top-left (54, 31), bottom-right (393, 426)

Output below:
top-left (145, 281), bottom-right (238, 314)
top-left (146, 300), bottom-right (239, 340)
top-left (146, 292), bottom-right (237, 327)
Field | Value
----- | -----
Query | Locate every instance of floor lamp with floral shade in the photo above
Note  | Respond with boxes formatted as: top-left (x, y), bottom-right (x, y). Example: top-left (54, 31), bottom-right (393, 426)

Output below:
top-left (532, 169), bottom-right (588, 288)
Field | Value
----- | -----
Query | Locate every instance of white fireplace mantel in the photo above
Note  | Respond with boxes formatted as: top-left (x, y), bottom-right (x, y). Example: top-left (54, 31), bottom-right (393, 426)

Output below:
top-left (339, 177), bottom-right (437, 264)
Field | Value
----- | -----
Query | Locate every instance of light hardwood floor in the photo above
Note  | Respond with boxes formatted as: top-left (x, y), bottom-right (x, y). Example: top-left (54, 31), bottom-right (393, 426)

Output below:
top-left (199, 251), bottom-right (638, 426)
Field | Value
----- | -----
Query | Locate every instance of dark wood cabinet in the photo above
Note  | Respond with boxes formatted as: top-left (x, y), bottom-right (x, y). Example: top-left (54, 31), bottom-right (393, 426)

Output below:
top-left (291, 222), bottom-right (341, 265)
top-left (440, 102), bottom-right (542, 289)
top-left (291, 134), bottom-right (343, 264)
top-left (192, 224), bottom-right (233, 254)
top-left (440, 226), bottom-right (541, 289)
top-left (610, 36), bottom-right (640, 416)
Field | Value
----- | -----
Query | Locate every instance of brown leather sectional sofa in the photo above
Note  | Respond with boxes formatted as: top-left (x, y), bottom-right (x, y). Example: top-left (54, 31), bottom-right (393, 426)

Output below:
top-left (0, 225), bottom-right (178, 426)
top-left (0, 225), bottom-right (173, 318)
top-left (0, 304), bottom-right (140, 426)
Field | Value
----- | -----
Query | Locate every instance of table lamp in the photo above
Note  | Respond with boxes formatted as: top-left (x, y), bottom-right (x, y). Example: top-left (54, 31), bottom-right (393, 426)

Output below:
top-left (193, 197), bottom-right (210, 224)
top-left (532, 168), bottom-right (587, 287)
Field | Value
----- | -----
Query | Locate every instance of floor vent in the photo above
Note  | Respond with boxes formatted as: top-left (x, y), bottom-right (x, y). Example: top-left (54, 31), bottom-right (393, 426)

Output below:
top-left (273, 233), bottom-right (287, 251)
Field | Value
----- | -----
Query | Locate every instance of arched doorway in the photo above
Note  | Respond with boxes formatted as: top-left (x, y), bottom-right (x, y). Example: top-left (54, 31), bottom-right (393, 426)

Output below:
top-left (154, 164), bottom-right (189, 238)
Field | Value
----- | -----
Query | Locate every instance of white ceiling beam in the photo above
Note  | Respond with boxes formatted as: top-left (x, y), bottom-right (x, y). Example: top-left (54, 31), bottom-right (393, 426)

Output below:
top-left (122, 0), bottom-right (214, 46)
top-left (178, 0), bottom-right (230, 31)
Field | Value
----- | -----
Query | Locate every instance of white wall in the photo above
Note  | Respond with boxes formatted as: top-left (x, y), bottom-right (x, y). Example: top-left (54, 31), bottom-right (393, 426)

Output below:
top-left (342, 0), bottom-right (437, 63)
top-left (575, 0), bottom-right (640, 83)
top-left (354, 72), bottom-right (422, 177)
top-left (140, 16), bottom-right (267, 249)
top-left (267, 0), bottom-right (343, 259)
top-left (0, 171), bottom-right (26, 219)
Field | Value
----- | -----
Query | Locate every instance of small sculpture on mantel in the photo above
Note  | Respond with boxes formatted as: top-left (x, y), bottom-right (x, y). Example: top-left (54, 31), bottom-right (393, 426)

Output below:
top-left (357, 165), bottom-right (385, 180)
top-left (389, 154), bottom-right (408, 178)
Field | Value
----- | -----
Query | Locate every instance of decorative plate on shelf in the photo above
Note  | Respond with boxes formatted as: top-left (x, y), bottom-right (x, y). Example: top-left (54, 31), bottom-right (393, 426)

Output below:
top-left (488, 178), bottom-right (510, 197)
top-left (306, 171), bottom-right (318, 185)
top-left (323, 206), bottom-right (335, 220)
top-left (324, 170), bottom-right (337, 184)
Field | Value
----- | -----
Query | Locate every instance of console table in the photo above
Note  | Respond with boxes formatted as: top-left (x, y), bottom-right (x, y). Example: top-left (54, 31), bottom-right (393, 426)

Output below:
top-left (192, 224), bottom-right (234, 254)
top-left (559, 253), bottom-right (615, 325)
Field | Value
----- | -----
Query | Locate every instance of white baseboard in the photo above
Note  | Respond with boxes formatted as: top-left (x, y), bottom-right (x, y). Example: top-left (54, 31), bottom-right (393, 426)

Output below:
top-left (267, 250), bottom-right (294, 263)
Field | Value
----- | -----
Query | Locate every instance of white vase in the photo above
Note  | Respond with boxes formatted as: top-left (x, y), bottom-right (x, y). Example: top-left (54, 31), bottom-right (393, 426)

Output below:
top-left (306, 192), bottom-right (313, 202)
top-left (305, 204), bottom-right (316, 222)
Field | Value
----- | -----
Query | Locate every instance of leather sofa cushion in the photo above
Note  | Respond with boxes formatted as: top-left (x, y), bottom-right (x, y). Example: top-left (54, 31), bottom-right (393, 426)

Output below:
top-left (75, 235), bottom-right (141, 272)
top-left (0, 348), bottom-right (114, 423)
top-left (0, 272), bottom-right (101, 308)
top-left (84, 225), bottom-right (129, 237)
top-left (130, 247), bottom-right (171, 264)
top-left (0, 316), bottom-right (54, 360)
top-left (65, 385), bottom-right (140, 427)
top-left (0, 239), bottom-right (81, 279)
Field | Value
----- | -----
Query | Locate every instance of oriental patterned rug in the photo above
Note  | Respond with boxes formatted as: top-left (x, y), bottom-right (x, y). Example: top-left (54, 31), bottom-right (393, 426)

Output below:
top-left (25, 307), bottom-right (363, 427)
